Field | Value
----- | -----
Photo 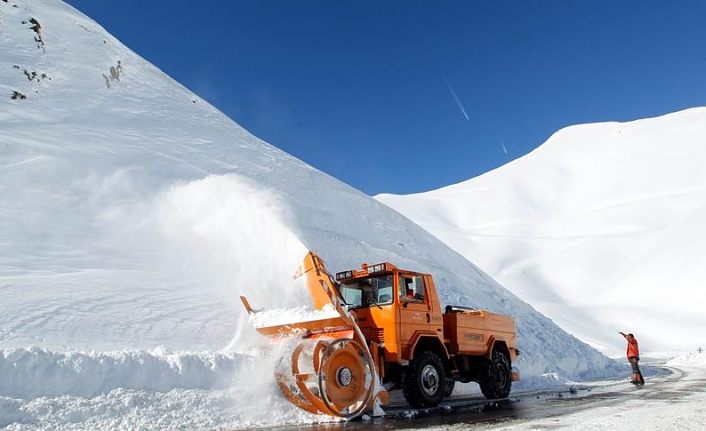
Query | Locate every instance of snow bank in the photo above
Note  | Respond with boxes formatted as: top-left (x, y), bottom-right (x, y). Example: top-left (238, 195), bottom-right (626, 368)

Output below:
top-left (0, 347), bottom-right (242, 399)
top-left (0, 388), bottom-right (332, 430)
top-left (667, 352), bottom-right (706, 369)
top-left (0, 344), bottom-right (334, 430)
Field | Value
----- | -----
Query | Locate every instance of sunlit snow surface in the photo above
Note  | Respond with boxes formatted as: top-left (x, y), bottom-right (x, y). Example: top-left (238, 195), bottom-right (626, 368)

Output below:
top-left (378, 108), bottom-right (706, 356)
top-left (667, 352), bottom-right (706, 369)
top-left (1, 0), bottom-right (624, 429)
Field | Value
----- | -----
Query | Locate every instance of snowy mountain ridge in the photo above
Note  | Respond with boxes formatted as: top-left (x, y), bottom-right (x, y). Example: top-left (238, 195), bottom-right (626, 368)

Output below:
top-left (1, 0), bottom-right (621, 428)
top-left (378, 107), bottom-right (706, 356)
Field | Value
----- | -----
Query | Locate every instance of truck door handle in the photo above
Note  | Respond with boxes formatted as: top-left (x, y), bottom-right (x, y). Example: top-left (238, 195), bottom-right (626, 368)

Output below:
top-left (426, 313), bottom-right (430, 323)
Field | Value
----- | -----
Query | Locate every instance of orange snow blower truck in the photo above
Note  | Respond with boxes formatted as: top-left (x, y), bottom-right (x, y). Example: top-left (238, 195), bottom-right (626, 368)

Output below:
top-left (241, 252), bottom-right (519, 419)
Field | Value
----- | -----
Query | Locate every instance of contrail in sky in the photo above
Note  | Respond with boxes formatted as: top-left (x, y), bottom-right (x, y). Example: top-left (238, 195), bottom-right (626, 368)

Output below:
top-left (501, 139), bottom-right (509, 155)
top-left (442, 77), bottom-right (470, 121)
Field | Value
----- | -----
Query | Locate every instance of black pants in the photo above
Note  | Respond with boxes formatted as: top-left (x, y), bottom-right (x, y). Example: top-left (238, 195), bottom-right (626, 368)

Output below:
top-left (629, 357), bottom-right (644, 383)
top-left (629, 356), bottom-right (641, 373)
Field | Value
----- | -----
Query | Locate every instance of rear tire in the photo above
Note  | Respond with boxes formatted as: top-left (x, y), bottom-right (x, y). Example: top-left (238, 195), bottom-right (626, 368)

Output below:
top-left (402, 351), bottom-right (446, 407)
top-left (479, 350), bottom-right (512, 399)
top-left (443, 379), bottom-right (455, 398)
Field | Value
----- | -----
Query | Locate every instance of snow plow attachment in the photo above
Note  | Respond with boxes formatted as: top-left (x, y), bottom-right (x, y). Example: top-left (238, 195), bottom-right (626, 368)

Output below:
top-left (240, 252), bottom-right (384, 419)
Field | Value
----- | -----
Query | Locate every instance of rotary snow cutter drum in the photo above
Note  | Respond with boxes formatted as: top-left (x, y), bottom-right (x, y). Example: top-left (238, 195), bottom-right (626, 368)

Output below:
top-left (275, 337), bottom-right (375, 418)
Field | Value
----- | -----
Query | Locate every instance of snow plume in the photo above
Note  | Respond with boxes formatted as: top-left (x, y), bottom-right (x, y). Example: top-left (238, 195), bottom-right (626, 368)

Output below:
top-left (149, 175), bottom-right (323, 424)
top-left (153, 174), bottom-right (310, 347)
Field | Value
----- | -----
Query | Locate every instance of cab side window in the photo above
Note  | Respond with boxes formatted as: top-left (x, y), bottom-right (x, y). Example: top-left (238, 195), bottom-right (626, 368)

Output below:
top-left (399, 275), bottom-right (425, 302)
top-left (412, 276), bottom-right (425, 301)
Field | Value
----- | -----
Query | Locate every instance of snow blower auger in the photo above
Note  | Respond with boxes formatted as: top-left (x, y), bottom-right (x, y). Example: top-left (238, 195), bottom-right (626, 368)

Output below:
top-left (240, 252), bottom-right (385, 419)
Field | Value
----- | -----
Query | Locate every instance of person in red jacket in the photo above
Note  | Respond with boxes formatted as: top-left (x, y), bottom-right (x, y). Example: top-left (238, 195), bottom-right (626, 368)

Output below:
top-left (619, 332), bottom-right (644, 385)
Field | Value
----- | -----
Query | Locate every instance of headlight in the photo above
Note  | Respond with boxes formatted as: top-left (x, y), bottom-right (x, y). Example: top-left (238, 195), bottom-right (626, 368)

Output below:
top-left (335, 270), bottom-right (353, 281)
top-left (367, 263), bottom-right (385, 274)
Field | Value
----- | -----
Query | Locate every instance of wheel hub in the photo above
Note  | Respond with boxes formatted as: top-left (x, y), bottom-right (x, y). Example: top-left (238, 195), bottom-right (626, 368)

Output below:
top-left (421, 364), bottom-right (440, 396)
top-left (336, 367), bottom-right (353, 387)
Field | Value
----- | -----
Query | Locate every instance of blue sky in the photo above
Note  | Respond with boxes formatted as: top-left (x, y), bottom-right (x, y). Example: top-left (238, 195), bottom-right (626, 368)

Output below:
top-left (66, 0), bottom-right (706, 195)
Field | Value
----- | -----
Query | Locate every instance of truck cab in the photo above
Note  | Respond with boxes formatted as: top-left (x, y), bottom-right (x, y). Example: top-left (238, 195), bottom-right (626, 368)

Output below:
top-left (335, 261), bottom-right (519, 407)
top-left (336, 263), bottom-right (443, 364)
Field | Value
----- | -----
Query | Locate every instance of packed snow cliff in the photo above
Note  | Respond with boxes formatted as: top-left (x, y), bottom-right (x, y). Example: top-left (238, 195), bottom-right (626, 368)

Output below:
top-left (378, 108), bottom-right (706, 357)
top-left (1, 0), bottom-right (621, 429)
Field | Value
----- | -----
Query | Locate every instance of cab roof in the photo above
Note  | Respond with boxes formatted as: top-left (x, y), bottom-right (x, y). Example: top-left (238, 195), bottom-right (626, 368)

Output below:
top-left (335, 262), bottom-right (395, 282)
top-left (335, 262), bottom-right (427, 282)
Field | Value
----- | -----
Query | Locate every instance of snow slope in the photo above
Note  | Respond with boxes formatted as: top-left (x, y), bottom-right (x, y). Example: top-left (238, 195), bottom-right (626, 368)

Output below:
top-left (378, 108), bottom-right (706, 356)
top-left (1, 0), bottom-right (621, 429)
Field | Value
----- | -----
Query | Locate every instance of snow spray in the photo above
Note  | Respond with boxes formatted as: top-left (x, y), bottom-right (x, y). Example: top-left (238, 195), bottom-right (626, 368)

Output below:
top-left (154, 174), bottom-right (325, 422)
top-left (155, 174), bottom-right (310, 347)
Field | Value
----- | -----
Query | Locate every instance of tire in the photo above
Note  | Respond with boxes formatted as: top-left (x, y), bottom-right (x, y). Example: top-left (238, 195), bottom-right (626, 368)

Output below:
top-left (443, 379), bottom-right (455, 398)
top-left (479, 350), bottom-right (512, 399)
top-left (402, 351), bottom-right (446, 407)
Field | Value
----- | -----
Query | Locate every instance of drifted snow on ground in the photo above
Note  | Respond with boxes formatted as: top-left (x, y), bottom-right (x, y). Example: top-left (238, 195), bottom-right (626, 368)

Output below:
top-left (377, 108), bottom-right (706, 357)
top-left (1, 0), bottom-right (626, 429)
top-left (667, 352), bottom-right (706, 368)
top-left (0, 347), bottom-right (242, 399)
top-left (0, 345), bottom-right (334, 430)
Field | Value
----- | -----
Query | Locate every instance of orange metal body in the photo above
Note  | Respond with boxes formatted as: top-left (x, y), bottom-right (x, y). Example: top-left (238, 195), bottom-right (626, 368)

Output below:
top-left (338, 264), bottom-right (519, 381)
top-left (443, 310), bottom-right (518, 359)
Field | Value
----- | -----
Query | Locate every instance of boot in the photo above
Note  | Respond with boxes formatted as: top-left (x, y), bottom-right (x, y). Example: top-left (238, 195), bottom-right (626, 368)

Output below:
top-left (630, 372), bottom-right (640, 384)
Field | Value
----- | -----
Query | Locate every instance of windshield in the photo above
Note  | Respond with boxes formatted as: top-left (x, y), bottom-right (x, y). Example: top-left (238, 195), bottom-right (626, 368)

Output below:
top-left (340, 274), bottom-right (394, 308)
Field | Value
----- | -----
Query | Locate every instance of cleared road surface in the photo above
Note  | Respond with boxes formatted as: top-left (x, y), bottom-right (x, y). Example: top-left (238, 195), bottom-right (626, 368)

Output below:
top-left (271, 365), bottom-right (706, 431)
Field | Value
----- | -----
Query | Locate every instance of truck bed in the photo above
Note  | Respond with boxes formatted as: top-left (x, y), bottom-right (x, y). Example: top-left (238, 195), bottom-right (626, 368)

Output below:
top-left (443, 309), bottom-right (517, 356)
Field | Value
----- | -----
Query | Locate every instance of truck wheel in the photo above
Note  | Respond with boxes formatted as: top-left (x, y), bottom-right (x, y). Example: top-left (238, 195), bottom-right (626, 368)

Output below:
top-left (403, 351), bottom-right (446, 407)
top-left (443, 380), bottom-right (455, 398)
top-left (479, 350), bottom-right (512, 399)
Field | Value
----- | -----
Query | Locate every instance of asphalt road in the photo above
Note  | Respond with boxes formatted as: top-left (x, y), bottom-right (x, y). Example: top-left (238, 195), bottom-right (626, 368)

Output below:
top-left (267, 365), bottom-right (700, 431)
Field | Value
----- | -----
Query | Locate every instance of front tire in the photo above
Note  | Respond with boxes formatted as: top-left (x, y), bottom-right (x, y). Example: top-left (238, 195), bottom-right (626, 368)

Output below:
top-left (443, 379), bottom-right (455, 398)
top-left (479, 350), bottom-right (512, 399)
top-left (402, 351), bottom-right (446, 407)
